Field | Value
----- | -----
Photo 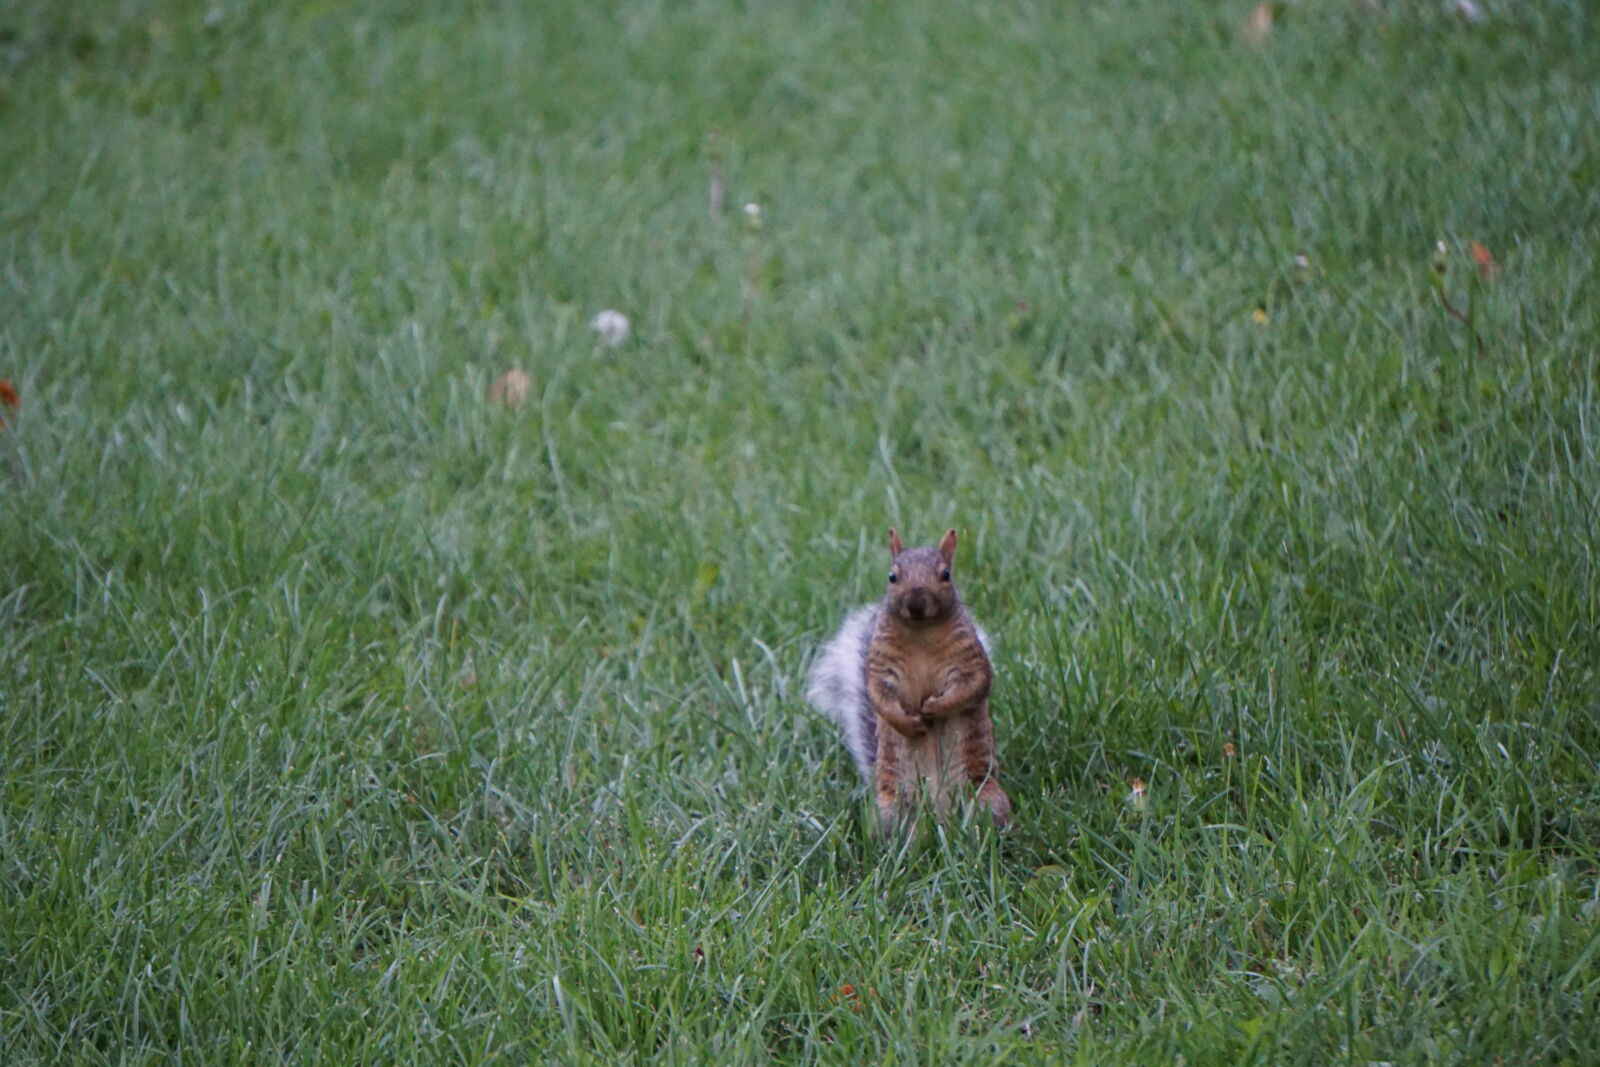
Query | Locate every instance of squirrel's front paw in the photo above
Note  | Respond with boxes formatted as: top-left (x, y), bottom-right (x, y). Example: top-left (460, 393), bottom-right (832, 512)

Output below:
top-left (883, 709), bottom-right (928, 738)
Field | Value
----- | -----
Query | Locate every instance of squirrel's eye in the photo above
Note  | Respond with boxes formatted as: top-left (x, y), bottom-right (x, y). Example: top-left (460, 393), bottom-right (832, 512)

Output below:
top-left (888, 572), bottom-right (898, 584)
top-left (940, 569), bottom-right (951, 582)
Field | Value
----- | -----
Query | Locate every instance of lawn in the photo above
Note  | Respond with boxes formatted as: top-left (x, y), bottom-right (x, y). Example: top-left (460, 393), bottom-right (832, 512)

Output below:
top-left (3, 0), bottom-right (1599, 1062)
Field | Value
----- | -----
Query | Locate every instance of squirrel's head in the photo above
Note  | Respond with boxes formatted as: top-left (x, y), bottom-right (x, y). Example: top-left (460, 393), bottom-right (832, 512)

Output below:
top-left (884, 527), bottom-right (961, 623)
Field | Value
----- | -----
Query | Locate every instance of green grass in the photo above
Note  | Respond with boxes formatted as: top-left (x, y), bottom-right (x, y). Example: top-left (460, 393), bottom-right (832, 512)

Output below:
top-left (3, 0), bottom-right (1599, 1061)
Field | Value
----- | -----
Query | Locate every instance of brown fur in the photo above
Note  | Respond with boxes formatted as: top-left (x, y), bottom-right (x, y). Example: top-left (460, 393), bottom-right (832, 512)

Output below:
top-left (864, 528), bottom-right (1011, 830)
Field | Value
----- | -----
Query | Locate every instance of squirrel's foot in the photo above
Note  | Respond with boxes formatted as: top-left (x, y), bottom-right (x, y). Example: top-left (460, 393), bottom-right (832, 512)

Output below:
top-left (875, 797), bottom-right (912, 837)
top-left (977, 781), bottom-right (1012, 829)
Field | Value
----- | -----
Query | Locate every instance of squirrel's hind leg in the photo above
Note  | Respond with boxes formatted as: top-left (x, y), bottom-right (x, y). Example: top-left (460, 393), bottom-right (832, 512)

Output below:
top-left (962, 705), bottom-right (1013, 828)
top-left (873, 729), bottom-right (913, 833)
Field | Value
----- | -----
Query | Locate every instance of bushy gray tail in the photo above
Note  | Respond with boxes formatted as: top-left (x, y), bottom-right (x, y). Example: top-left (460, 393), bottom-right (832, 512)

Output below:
top-left (804, 605), bottom-right (879, 781)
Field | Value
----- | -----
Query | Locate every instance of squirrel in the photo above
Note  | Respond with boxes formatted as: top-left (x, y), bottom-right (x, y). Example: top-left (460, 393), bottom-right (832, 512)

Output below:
top-left (806, 527), bottom-right (1012, 830)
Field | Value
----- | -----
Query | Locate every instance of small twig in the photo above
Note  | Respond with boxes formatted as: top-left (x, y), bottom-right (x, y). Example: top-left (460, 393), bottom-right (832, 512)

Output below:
top-left (1435, 287), bottom-right (1486, 357)
top-left (705, 131), bottom-right (724, 223)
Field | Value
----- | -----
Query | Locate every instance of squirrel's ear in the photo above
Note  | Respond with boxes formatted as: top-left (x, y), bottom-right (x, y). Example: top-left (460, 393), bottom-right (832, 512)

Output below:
top-left (938, 528), bottom-right (958, 564)
top-left (888, 527), bottom-right (904, 558)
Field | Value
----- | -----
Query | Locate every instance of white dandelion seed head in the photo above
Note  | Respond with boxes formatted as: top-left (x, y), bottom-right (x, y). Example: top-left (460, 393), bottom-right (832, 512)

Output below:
top-left (743, 202), bottom-right (762, 220)
top-left (590, 309), bottom-right (630, 347)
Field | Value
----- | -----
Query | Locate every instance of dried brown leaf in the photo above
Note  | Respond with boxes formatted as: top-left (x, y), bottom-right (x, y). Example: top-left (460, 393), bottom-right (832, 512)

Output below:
top-left (1469, 240), bottom-right (1499, 282)
top-left (1242, 3), bottom-right (1274, 46)
top-left (487, 368), bottom-right (532, 409)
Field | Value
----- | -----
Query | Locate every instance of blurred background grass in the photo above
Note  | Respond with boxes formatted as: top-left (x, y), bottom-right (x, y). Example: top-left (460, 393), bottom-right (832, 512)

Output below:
top-left (3, 1), bottom-right (1598, 1061)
